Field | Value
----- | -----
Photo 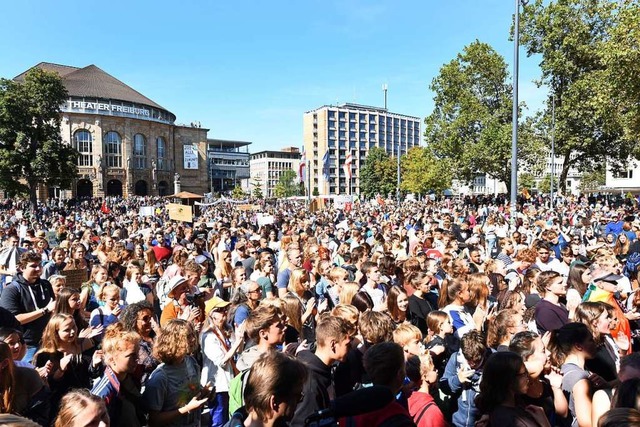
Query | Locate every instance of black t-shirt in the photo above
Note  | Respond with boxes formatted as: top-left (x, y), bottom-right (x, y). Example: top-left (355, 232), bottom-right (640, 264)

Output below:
top-left (408, 294), bottom-right (434, 337)
top-left (0, 275), bottom-right (54, 346)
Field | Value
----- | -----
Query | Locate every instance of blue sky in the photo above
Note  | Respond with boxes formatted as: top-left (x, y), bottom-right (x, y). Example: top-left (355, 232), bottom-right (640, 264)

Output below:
top-left (0, 0), bottom-right (545, 153)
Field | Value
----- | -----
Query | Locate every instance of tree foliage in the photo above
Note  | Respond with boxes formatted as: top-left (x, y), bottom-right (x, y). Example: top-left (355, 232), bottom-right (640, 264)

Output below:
top-left (537, 174), bottom-right (552, 194)
top-left (231, 185), bottom-right (247, 200)
top-left (520, 0), bottom-right (638, 192)
top-left (400, 147), bottom-right (453, 196)
top-left (359, 147), bottom-right (396, 200)
top-left (519, 173), bottom-right (536, 191)
top-left (273, 170), bottom-right (300, 198)
top-left (425, 41), bottom-right (541, 197)
top-left (602, 0), bottom-right (640, 153)
top-left (578, 166), bottom-right (606, 193)
top-left (251, 176), bottom-right (263, 199)
top-left (0, 68), bottom-right (77, 208)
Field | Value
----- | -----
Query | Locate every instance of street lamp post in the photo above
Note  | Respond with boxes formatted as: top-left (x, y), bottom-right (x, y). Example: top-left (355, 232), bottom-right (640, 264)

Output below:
top-left (510, 0), bottom-right (525, 225)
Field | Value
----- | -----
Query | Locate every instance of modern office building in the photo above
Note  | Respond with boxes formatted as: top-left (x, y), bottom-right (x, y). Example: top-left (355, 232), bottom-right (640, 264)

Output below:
top-left (605, 158), bottom-right (639, 194)
top-left (530, 151), bottom-right (582, 195)
top-left (303, 103), bottom-right (421, 196)
top-left (207, 139), bottom-right (251, 194)
top-left (13, 62), bottom-right (210, 199)
top-left (250, 147), bottom-right (301, 198)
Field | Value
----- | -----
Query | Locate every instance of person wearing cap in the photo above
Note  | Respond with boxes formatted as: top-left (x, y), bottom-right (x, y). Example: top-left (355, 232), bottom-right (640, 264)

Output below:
top-left (160, 275), bottom-right (202, 328)
top-left (200, 296), bottom-right (245, 427)
top-left (585, 269), bottom-right (633, 353)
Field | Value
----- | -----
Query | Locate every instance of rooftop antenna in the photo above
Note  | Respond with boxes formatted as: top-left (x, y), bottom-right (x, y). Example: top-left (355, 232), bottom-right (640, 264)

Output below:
top-left (383, 83), bottom-right (388, 109)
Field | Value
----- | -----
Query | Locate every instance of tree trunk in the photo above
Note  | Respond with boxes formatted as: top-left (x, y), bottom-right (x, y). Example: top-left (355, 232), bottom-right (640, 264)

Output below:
top-left (29, 181), bottom-right (38, 211)
top-left (559, 151), bottom-right (571, 195)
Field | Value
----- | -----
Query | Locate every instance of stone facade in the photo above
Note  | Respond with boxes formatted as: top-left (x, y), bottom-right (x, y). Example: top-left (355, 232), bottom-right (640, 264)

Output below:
top-left (59, 114), bottom-right (209, 198)
top-left (15, 63), bottom-right (211, 200)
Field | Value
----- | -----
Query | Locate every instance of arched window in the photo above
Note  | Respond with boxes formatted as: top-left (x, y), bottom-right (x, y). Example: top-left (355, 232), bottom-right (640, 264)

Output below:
top-left (156, 137), bottom-right (166, 170)
top-left (104, 131), bottom-right (122, 168)
top-left (73, 130), bottom-right (93, 166)
top-left (133, 134), bottom-right (146, 169)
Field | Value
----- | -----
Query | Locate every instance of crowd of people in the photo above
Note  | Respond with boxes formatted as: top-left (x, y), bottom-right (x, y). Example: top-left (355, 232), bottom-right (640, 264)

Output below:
top-left (0, 193), bottom-right (640, 427)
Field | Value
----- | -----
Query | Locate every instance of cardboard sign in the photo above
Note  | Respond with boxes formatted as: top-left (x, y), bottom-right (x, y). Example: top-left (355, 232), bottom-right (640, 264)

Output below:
top-left (167, 203), bottom-right (193, 222)
top-left (62, 269), bottom-right (88, 290)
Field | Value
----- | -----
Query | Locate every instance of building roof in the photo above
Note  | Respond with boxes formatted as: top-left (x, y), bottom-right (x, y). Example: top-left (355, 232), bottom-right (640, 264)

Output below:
top-left (14, 62), bottom-right (171, 113)
top-left (207, 138), bottom-right (252, 148)
top-left (305, 102), bottom-right (420, 120)
top-left (250, 150), bottom-right (301, 160)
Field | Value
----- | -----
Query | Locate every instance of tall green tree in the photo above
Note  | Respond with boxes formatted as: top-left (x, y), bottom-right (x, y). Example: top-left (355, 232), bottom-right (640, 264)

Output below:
top-left (0, 68), bottom-right (78, 208)
top-left (425, 41), bottom-right (540, 197)
top-left (273, 170), bottom-right (300, 198)
top-left (400, 147), bottom-right (453, 196)
top-left (520, 0), bottom-right (638, 193)
top-left (359, 147), bottom-right (396, 200)
top-left (602, 0), bottom-right (640, 150)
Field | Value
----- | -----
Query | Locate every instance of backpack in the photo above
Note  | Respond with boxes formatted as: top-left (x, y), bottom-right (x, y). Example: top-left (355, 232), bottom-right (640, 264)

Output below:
top-left (223, 407), bottom-right (247, 427)
top-left (623, 251), bottom-right (640, 278)
top-left (228, 369), bottom-right (251, 417)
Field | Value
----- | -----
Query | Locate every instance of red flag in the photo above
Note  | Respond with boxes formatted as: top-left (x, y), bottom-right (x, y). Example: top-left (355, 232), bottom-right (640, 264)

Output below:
top-left (101, 201), bottom-right (111, 214)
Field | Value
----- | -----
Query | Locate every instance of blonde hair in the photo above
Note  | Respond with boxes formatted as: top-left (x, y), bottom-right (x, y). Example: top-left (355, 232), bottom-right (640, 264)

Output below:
top-left (329, 267), bottom-right (349, 282)
top-left (287, 268), bottom-right (308, 297)
top-left (393, 323), bottom-right (422, 347)
top-left (98, 283), bottom-right (120, 302)
top-left (54, 389), bottom-right (107, 427)
top-left (102, 323), bottom-right (141, 358)
top-left (339, 282), bottom-right (360, 305)
top-left (153, 319), bottom-right (197, 364)
top-left (259, 297), bottom-right (283, 311)
top-left (331, 304), bottom-right (359, 336)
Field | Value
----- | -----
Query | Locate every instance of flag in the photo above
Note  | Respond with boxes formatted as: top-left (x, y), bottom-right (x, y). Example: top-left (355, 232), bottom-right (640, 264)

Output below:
top-left (343, 152), bottom-right (353, 180)
top-left (322, 151), bottom-right (330, 182)
top-left (299, 151), bottom-right (306, 183)
top-left (101, 201), bottom-right (111, 214)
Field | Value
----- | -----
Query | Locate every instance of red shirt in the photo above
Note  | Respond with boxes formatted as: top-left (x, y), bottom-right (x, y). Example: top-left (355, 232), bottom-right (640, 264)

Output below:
top-left (408, 391), bottom-right (447, 427)
top-left (152, 245), bottom-right (172, 262)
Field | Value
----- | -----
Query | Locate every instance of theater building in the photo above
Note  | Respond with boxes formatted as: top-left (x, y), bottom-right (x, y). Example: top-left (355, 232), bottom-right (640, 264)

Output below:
top-left (14, 62), bottom-right (210, 199)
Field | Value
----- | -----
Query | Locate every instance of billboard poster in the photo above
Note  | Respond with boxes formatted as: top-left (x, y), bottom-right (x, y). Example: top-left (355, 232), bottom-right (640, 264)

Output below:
top-left (183, 144), bottom-right (199, 170)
